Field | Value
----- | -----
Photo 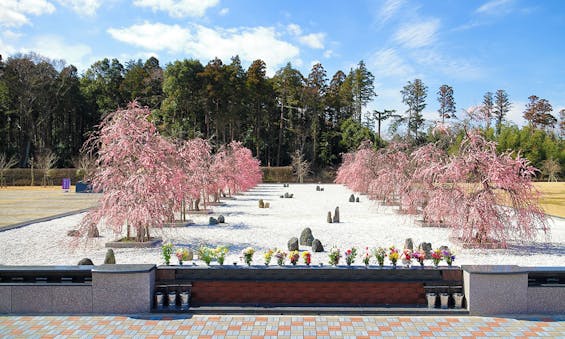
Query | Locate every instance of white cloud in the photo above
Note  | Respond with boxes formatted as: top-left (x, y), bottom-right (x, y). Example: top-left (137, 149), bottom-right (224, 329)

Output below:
top-left (107, 22), bottom-right (300, 72)
top-left (0, 0), bottom-right (56, 27)
top-left (476, 0), bottom-right (514, 15)
top-left (25, 35), bottom-right (92, 69)
top-left (393, 19), bottom-right (440, 48)
top-left (506, 100), bottom-right (526, 126)
top-left (133, 0), bottom-right (219, 18)
top-left (287, 23), bottom-right (302, 36)
top-left (415, 49), bottom-right (484, 81)
top-left (369, 48), bottom-right (414, 79)
top-left (378, 0), bottom-right (405, 22)
top-left (107, 22), bottom-right (190, 53)
top-left (218, 7), bottom-right (229, 16)
top-left (56, 0), bottom-right (102, 16)
top-left (298, 32), bottom-right (325, 49)
top-left (323, 49), bottom-right (334, 58)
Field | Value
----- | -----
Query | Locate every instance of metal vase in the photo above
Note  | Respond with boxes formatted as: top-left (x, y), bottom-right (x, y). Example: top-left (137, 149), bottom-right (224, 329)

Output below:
top-left (167, 291), bottom-right (177, 309)
top-left (426, 293), bottom-right (436, 309)
top-left (440, 293), bottom-right (450, 309)
top-left (453, 293), bottom-right (465, 309)
top-left (154, 292), bottom-right (164, 309)
top-left (180, 291), bottom-right (190, 310)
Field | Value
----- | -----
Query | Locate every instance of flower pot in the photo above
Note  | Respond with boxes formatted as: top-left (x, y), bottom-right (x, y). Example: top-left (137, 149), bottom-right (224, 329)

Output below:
top-left (167, 291), bottom-right (177, 309)
top-left (426, 293), bottom-right (436, 309)
top-left (453, 293), bottom-right (464, 309)
top-left (154, 292), bottom-right (164, 309)
top-left (440, 293), bottom-right (449, 309)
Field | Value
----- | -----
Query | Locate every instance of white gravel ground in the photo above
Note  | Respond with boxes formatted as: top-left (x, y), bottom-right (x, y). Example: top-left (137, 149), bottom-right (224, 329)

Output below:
top-left (0, 183), bottom-right (563, 267)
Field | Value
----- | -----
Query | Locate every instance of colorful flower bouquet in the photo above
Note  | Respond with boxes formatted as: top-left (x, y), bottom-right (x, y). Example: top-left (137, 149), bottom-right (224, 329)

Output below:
top-left (328, 247), bottom-right (341, 266)
top-left (344, 247), bottom-right (357, 266)
top-left (289, 250), bottom-right (300, 265)
top-left (431, 249), bottom-right (443, 267)
top-left (175, 248), bottom-right (190, 265)
top-left (362, 247), bottom-right (371, 266)
top-left (264, 248), bottom-right (274, 265)
top-left (214, 246), bottom-right (228, 265)
top-left (401, 249), bottom-right (412, 268)
top-left (374, 247), bottom-right (387, 267)
top-left (412, 249), bottom-right (426, 267)
top-left (199, 246), bottom-right (215, 265)
top-left (442, 249), bottom-right (456, 266)
top-left (389, 246), bottom-right (400, 268)
top-left (241, 247), bottom-right (255, 266)
top-left (302, 251), bottom-right (312, 266)
top-left (274, 249), bottom-right (287, 266)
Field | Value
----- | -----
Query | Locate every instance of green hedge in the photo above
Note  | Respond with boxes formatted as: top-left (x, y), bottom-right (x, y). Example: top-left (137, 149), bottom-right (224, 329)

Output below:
top-left (1, 168), bottom-right (80, 186)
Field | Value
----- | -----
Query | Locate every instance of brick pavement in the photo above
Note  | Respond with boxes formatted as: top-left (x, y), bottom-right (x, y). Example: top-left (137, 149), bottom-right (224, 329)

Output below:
top-left (0, 314), bottom-right (563, 338)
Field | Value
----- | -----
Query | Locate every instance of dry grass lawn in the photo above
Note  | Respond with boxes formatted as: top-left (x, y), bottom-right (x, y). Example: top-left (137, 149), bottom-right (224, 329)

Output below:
top-left (534, 182), bottom-right (565, 218)
top-left (0, 186), bottom-right (100, 228)
top-left (0, 182), bottom-right (563, 229)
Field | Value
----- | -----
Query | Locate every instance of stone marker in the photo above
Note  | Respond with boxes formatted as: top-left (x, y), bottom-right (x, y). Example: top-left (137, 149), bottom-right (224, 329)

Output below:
top-left (418, 242), bottom-right (432, 259)
top-left (104, 249), bottom-right (116, 264)
top-left (356, 197), bottom-right (360, 203)
top-left (327, 211), bottom-right (333, 223)
top-left (209, 217), bottom-right (218, 225)
top-left (311, 239), bottom-right (324, 252)
top-left (333, 206), bottom-right (340, 223)
top-left (258, 199), bottom-right (265, 208)
top-left (78, 258), bottom-right (94, 265)
top-left (300, 227), bottom-right (314, 246)
top-left (217, 215), bottom-right (225, 223)
top-left (404, 238), bottom-right (414, 251)
top-left (349, 194), bottom-right (355, 202)
top-left (288, 237), bottom-right (299, 251)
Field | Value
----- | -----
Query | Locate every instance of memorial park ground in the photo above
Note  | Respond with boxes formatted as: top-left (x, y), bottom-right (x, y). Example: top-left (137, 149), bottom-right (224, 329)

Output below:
top-left (0, 183), bottom-right (563, 267)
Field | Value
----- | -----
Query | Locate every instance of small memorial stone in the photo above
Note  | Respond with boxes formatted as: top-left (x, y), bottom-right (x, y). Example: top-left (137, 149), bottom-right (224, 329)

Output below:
top-left (349, 194), bottom-right (355, 202)
top-left (333, 206), bottom-right (340, 223)
top-left (104, 249), bottom-right (116, 264)
top-left (288, 237), bottom-right (299, 251)
top-left (327, 211), bottom-right (333, 223)
top-left (209, 217), bottom-right (218, 225)
top-left (404, 238), bottom-right (414, 251)
top-left (217, 215), bottom-right (225, 223)
top-left (78, 258), bottom-right (94, 265)
top-left (311, 239), bottom-right (324, 252)
top-left (300, 228), bottom-right (314, 246)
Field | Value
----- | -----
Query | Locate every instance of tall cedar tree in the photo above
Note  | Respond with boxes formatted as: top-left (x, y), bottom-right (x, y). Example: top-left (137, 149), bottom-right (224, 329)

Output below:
top-left (401, 79), bottom-right (427, 139)
top-left (493, 89), bottom-right (511, 135)
top-left (481, 92), bottom-right (494, 130)
top-left (437, 84), bottom-right (456, 123)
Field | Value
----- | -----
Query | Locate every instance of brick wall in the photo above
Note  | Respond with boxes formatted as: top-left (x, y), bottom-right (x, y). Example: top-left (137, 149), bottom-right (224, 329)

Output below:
top-left (190, 281), bottom-right (426, 306)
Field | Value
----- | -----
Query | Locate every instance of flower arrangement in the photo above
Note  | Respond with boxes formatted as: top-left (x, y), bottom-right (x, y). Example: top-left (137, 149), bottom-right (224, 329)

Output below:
top-left (412, 249), bottom-right (426, 267)
top-left (214, 246), bottom-right (228, 265)
top-left (442, 249), bottom-right (456, 266)
top-left (198, 246), bottom-right (215, 265)
top-left (431, 249), bottom-right (443, 267)
top-left (161, 242), bottom-right (174, 265)
top-left (302, 251), bottom-right (311, 266)
top-left (175, 248), bottom-right (189, 265)
top-left (344, 247), bottom-right (357, 266)
top-left (362, 247), bottom-right (371, 266)
top-left (274, 249), bottom-right (287, 266)
top-left (264, 248), bottom-right (274, 265)
top-left (389, 246), bottom-right (400, 267)
top-left (328, 247), bottom-right (341, 266)
top-left (401, 249), bottom-right (412, 268)
top-left (289, 250), bottom-right (300, 265)
top-left (374, 247), bottom-right (387, 267)
top-left (241, 247), bottom-right (255, 266)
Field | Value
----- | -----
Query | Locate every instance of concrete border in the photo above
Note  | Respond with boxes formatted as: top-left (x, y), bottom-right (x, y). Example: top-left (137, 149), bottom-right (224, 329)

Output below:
top-left (0, 208), bottom-right (91, 232)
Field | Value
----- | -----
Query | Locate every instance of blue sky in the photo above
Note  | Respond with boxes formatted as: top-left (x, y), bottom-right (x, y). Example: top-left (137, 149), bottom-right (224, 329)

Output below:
top-left (2, 0), bottom-right (564, 128)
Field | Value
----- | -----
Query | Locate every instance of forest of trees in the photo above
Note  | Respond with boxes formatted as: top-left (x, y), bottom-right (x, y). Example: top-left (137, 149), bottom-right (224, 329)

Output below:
top-left (0, 53), bottom-right (563, 179)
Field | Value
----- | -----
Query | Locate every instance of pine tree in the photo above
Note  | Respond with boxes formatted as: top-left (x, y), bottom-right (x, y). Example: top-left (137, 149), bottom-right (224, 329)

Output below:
top-left (401, 79), bottom-right (427, 139)
top-left (493, 89), bottom-right (511, 135)
top-left (481, 92), bottom-right (494, 130)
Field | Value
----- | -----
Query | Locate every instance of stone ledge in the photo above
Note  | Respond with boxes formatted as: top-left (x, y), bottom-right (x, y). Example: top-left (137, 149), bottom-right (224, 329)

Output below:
top-left (105, 237), bottom-right (162, 248)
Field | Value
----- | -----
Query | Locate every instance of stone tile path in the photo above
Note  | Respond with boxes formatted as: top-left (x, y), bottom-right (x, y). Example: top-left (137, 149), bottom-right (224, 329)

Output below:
top-left (1, 314), bottom-right (563, 338)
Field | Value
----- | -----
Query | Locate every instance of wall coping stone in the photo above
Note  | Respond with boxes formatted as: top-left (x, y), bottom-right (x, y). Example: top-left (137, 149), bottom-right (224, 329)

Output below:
top-left (92, 264), bottom-right (156, 273)
top-left (462, 265), bottom-right (565, 274)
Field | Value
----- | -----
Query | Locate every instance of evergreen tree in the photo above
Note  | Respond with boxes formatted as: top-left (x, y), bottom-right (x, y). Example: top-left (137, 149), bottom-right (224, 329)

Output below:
top-left (493, 89), bottom-right (511, 135)
top-left (523, 95), bottom-right (556, 131)
top-left (481, 92), bottom-right (494, 130)
top-left (400, 79), bottom-right (427, 139)
top-left (437, 84), bottom-right (456, 123)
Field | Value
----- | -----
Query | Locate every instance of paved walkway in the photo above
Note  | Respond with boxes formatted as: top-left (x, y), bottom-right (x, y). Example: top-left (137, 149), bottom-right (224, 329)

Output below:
top-left (1, 314), bottom-right (563, 338)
